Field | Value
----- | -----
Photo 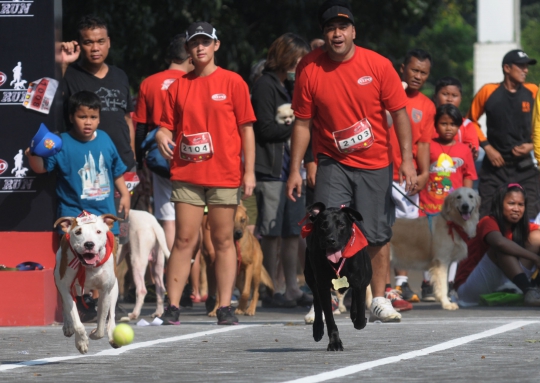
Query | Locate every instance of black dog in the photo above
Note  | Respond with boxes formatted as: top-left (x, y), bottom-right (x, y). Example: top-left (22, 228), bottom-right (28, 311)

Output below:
top-left (302, 202), bottom-right (372, 351)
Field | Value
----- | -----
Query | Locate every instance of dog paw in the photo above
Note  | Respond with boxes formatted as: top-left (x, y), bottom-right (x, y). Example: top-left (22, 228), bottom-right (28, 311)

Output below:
top-left (338, 305), bottom-right (347, 313)
top-left (109, 340), bottom-right (121, 349)
top-left (313, 318), bottom-right (324, 342)
top-left (234, 308), bottom-right (245, 315)
top-left (243, 308), bottom-right (256, 316)
top-left (89, 328), bottom-right (105, 340)
top-left (207, 311), bottom-right (217, 317)
top-left (63, 324), bottom-right (75, 338)
top-left (128, 312), bottom-right (138, 320)
top-left (352, 315), bottom-right (367, 330)
top-left (151, 310), bottom-right (164, 318)
top-left (327, 339), bottom-right (344, 351)
top-left (442, 302), bottom-right (459, 310)
top-left (75, 334), bottom-right (89, 355)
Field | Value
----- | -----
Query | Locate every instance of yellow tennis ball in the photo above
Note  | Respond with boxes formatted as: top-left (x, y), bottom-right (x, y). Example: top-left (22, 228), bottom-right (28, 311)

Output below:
top-left (113, 323), bottom-right (134, 346)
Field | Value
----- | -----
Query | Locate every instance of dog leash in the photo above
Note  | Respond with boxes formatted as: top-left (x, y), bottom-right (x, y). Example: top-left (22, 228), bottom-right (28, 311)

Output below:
top-left (391, 184), bottom-right (439, 233)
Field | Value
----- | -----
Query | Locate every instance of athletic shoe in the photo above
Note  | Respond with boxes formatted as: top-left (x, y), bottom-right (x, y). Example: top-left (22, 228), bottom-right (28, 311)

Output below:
top-left (421, 281), bottom-right (436, 302)
top-left (76, 294), bottom-right (97, 323)
top-left (396, 282), bottom-right (420, 302)
top-left (524, 287), bottom-right (540, 307)
top-left (216, 306), bottom-right (239, 325)
top-left (162, 305), bottom-right (181, 325)
top-left (369, 297), bottom-right (401, 322)
top-left (385, 288), bottom-right (413, 312)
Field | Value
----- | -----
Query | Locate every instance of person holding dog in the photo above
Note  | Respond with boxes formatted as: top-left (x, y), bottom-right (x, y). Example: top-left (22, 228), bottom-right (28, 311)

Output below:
top-left (467, 49), bottom-right (540, 219)
top-left (251, 33), bottom-right (313, 308)
top-left (156, 21), bottom-right (256, 326)
top-left (287, 0), bottom-right (417, 323)
top-left (454, 184), bottom-right (540, 306)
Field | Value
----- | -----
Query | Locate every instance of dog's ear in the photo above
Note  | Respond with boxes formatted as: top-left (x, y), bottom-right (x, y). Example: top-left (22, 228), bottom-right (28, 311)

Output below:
top-left (100, 214), bottom-right (121, 230)
top-left (341, 207), bottom-right (363, 223)
top-left (307, 202), bottom-right (326, 217)
top-left (54, 217), bottom-right (75, 233)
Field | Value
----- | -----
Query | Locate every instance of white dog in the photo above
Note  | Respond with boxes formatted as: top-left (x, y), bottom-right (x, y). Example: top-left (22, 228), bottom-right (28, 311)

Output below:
top-left (275, 103), bottom-right (295, 125)
top-left (117, 209), bottom-right (170, 320)
top-left (54, 211), bottom-right (121, 354)
top-left (366, 187), bottom-right (480, 311)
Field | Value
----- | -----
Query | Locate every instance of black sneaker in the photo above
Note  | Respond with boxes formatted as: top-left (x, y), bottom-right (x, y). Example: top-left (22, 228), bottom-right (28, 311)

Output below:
top-left (216, 306), bottom-right (239, 325)
top-left (162, 305), bottom-right (181, 325)
top-left (397, 282), bottom-right (420, 302)
top-left (421, 281), bottom-right (436, 302)
top-left (76, 294), bottom-right (97, 323)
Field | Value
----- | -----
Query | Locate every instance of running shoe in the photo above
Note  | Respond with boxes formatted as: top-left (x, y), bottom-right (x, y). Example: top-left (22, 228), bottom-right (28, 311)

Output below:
top-left (524, 287), bottom-right (540, 307)
top-left (162, 305), bottom-right (181, 325)
top-left (385, 287), bottom-right (413, 312)
top-left (421, 281), bottom-right (436, 302)
top-left (369, 297), bottom-right (401, 322)
top-left (396, 282), bottom-right (420, 302)
top-left (216, 306), bottom-right (239, 325)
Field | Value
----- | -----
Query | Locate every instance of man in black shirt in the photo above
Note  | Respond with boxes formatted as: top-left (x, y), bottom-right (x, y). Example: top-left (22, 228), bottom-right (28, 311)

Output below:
top-left (468, 49), bottom-right (540, 217)
top-left (60, 15), bottom-right (136, 170)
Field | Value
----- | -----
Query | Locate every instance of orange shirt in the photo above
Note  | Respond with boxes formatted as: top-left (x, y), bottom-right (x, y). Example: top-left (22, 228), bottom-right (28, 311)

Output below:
top-left (292, 46), bottom-right (408, 170)
top-left (390, 90), bottom-right (435, 180)
top-left (133, 69), bottom-right (185, 127)
top-left (160, 67), bottom-right (256, 187)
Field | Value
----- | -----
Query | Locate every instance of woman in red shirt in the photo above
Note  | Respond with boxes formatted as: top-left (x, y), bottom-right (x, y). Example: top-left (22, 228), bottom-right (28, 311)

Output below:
top-left (455, 184), bottom-right (540, 306)
top-left (156, 22), bottom-right (256, 325)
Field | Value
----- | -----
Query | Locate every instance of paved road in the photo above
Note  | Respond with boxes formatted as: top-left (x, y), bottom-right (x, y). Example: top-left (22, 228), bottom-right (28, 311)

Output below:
top-left (1, 300), bottom-right (540, 383)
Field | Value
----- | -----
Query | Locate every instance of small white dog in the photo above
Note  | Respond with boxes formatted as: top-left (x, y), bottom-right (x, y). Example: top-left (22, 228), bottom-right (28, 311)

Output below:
top-left (117, 209), bottom-right (170, 320)
top-left (54, 211), bottom-right (121, 354)
top-left (275, 103), bottom-right (295, 125)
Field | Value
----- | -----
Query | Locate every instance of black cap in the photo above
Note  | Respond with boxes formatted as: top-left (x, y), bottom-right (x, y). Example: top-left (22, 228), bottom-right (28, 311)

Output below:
top-left (502, 49), bottom-right (537, 66)
top-left (186, 21), bottom-right (217, 42)
top-left (318, 0), bottom-right (355, 29)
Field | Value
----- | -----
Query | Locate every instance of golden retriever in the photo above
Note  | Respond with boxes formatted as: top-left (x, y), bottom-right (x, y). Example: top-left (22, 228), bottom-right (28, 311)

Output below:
top-left (367, 187), bottom-right (480, 310)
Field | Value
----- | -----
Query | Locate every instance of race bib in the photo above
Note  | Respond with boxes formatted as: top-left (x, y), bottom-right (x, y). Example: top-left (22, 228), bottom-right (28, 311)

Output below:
top-left (332, 118), bottom-right (374, 154)
top-left (180, 132), bottom-right (214, 162)
top-left (22, 77), bottom-right (59, 115)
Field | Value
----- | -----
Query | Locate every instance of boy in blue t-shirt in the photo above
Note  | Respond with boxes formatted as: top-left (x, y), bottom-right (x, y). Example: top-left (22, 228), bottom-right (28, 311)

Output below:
top-left (26, 90), bottom-right (130, 234)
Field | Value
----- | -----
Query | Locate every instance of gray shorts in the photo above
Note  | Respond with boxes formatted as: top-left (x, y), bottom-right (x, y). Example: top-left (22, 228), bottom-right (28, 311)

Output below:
top-left (313, 155), bottom-right (395, 246)
top-left (256, 180), bottom-right (305, 237)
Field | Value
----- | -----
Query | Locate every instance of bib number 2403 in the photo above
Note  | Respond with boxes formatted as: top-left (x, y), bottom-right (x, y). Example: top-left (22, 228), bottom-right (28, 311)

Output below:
top-left (332, 118), bottom-right (374, 154)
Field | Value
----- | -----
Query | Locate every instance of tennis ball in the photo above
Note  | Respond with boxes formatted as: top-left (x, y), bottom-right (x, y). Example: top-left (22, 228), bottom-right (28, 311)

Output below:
top-left (113, 323), bottom-right (134, 346)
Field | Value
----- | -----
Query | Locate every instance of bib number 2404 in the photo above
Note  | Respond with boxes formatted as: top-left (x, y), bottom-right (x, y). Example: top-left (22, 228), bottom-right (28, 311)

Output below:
top-left (332, 118), bottom-right (374, 154)
top-left (180, 132), bottom-right (214, 162)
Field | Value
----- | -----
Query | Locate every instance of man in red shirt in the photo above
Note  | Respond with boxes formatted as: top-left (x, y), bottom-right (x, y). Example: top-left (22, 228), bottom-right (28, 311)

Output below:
top-left (390, 49), bottom-right (435, 304)
top-left (287, 0), bottom-right (416, 322)
top-left (133, 34), bottom-right (194, 251)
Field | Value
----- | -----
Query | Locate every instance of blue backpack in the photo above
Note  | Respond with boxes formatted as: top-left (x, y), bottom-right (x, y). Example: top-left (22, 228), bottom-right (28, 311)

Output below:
top-left (141, 129), bottom-right (172, 178)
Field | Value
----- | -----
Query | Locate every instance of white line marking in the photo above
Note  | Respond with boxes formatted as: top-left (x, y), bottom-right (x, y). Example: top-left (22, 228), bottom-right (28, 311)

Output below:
top-left (0, 325), bottom-right (258, 372)
top-left (281, 320), bottom-right (538, 383)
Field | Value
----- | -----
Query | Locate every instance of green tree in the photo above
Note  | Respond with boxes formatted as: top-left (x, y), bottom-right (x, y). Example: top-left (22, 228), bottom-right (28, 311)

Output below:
top-left (521, 2), bottom-right (540, 86)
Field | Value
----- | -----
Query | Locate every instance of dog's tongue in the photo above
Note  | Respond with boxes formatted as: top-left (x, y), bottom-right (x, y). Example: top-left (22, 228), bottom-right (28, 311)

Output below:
top-left (461, 213), bottom-right (471, 221)
top-left (326, 249), bottom-right (342, 263)
top-left (82, 253), bottom-right (100, 266)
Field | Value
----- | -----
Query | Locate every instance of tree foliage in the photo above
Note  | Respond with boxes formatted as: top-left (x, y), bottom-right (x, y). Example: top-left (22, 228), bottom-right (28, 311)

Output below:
top-left (521, 1), bottom-right (540, 86)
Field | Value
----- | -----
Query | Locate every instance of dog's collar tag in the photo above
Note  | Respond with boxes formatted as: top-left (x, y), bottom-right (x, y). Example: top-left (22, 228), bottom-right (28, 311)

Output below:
top-left (332, 276), bottom-right (349, 290)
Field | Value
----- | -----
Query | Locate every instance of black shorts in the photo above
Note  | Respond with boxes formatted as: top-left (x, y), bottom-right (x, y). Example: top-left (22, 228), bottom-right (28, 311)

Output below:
top-left (313, 155), bottom-right (395, 246)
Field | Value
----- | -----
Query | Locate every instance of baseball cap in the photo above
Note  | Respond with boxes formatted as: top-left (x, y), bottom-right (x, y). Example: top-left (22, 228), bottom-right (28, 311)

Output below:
top-left (502, 49), bottom-right (537, 66)
top-left (30, 123), bottom-right (63, 157)
top-left (186, 21), bottom-right (218, 42)
top-left (318, 0), bottom-right (355, 29)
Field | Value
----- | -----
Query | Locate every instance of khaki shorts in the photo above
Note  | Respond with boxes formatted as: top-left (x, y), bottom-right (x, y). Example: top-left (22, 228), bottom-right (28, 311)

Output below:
top-left (171, 181), bottom-right (240, 206)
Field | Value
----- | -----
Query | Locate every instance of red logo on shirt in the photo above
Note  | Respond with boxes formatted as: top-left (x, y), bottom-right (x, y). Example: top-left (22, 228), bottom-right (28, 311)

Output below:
top-left (523, 101), bottom-right (531, 112)
top-left (0, 159), bottom-right (7, 175)
top-left (212, 94), bottom-right (227, 101)
top-left (357, 76), bottom-right (372, 86)
top-left (0, 72), bottom-right (6, 87)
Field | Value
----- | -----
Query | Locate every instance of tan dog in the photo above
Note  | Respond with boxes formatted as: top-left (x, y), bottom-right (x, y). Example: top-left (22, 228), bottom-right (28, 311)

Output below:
top-left (206, 203), bottom-right (274, 316)
top-left (366, 187), bottom-right (480, 311)
top-left (54, 212), bottom-right (121, 354)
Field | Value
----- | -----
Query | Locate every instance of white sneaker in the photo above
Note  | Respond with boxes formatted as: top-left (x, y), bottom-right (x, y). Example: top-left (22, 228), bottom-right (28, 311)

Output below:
top-left (524, 287), bottom-right (540, 307)
top-left (369, 297), bottom-right (401, 323)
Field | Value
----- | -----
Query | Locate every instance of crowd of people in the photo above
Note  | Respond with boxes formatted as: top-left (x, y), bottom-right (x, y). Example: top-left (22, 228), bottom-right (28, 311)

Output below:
top-left (35, 0), bottom-right (540, 326)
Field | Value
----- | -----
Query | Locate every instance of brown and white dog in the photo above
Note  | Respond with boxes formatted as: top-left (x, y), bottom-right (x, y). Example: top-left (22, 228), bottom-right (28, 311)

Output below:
top-left (54, 211), bottom-right (121, 354)
top-left (206, 203), bottom-right (274, 316)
